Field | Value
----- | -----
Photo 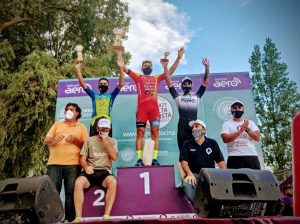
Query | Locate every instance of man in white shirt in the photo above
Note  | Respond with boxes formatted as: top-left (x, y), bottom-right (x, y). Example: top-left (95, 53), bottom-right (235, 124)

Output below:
top-left (221, 101), bottom-right (261, 169)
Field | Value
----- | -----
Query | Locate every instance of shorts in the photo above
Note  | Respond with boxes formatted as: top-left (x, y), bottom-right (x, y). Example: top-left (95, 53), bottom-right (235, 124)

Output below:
top-left (79, 169), bottom-right (113, 187)
top-left (227, 156), bottom-right (261, 170)
top-left (136, 102), bottom-right (160, 127)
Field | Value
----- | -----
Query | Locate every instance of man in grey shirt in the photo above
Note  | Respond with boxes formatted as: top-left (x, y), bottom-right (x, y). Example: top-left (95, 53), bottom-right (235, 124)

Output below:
top-left (73, 118), bottom-right (118, 221)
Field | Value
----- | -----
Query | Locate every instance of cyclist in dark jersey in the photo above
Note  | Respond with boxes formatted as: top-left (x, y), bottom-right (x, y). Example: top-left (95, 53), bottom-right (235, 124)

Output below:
top-left (118, 48), bottom-right (185, 166)
top-left (165, 58), bottom-right (210, 152)
top-left (75, 61), bottom-right (124, 136)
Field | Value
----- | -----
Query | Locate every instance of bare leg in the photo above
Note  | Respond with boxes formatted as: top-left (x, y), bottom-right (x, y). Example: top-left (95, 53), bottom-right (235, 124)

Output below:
top-left (136, 127), bottom-right (145, 151)
top-left (102, 176), bottom-right (117, 216)
top-left (74, 176), bottom-right (90, 218)
top-left (150, 126), bottom-right (159, 150)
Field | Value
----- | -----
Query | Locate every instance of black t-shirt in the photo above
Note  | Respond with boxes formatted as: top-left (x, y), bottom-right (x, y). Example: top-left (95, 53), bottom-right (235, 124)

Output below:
top-left (179, 137), bottom-right (224, 173)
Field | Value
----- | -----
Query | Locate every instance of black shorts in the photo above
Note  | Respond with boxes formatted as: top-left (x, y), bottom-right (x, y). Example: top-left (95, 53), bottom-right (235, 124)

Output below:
top-left (79, 170), bottom-right (113, 187)
top-left (227, 156), bottom-right (261, 170)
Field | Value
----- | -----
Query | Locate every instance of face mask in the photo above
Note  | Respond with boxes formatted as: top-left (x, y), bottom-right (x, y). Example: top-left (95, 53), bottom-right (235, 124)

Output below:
top-left (192, 129), bottom-right (204, 139)
top-left (65, 110), bottom-right (74, 120)
top-left (99, 85), bottom-right (108, 93)
top-left (142, 67), bottom-right (152, 75)
top-left (182, 86), bottom-right (192, 94)
top-left (233, 110), bottom-right (244, 119)
top-left (99, 131), bottom-right (109, 138)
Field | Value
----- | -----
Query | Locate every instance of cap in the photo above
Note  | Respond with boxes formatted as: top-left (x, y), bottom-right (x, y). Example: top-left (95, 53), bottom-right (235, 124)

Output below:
top-left (97, 118), bottom-right (111, 128)
top-left (182, 77), bottom-right (192, 83)
top-left (189, 119), bottom-right (206, 129)
top-left (231, 101), bottom-right (244, 108)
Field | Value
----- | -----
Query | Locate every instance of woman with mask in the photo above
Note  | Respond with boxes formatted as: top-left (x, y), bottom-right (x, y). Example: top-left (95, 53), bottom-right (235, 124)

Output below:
top-left (221, 101), bottom-right (261, 169)
top-left (165, 58), bottom-right (210, 152)
top-left (179, 119), bottom-right (226, 204)
top-left (75, 60), bottom-right (124, 136)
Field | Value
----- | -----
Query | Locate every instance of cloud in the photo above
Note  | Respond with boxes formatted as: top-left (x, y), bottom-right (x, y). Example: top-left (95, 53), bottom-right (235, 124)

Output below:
top-left (123, 0), bottom-right (193, 72)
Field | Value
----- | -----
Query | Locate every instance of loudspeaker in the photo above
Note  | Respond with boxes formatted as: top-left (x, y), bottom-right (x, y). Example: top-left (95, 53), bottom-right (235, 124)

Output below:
top-left (194, 168), bottom-right (281, 218)
top-left (0, 175), bottom-right (64, 224)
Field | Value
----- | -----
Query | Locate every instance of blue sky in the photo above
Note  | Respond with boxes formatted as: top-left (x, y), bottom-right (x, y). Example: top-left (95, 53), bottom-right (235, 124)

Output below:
top-left (124, 0), bottom-right (300, 89)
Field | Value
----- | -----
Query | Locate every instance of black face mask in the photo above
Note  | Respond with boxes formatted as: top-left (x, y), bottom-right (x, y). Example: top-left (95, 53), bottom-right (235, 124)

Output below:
top-left (142, 67), bottom-right (152, 75)
top-left (99, 85), bottom-right (108, 93)
top-left (182, 86), bottom-right (192, 94)
top-left (232, 110), bottom-right (244, 119)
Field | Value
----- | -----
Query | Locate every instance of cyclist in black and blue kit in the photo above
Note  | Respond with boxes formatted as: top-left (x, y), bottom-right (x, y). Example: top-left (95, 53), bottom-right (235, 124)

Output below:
top-left (165, 58), bottom-right (210, 152)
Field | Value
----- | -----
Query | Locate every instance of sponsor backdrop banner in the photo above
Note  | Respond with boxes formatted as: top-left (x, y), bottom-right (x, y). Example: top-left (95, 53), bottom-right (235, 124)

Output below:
top-left (56, 72), bottom-right (264, 169)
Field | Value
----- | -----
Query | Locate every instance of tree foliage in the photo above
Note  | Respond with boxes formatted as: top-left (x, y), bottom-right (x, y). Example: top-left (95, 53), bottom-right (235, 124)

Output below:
top-left (249, 38), bottom-right (300, 172)
top-left (0, 0), bottom-right (130, 179)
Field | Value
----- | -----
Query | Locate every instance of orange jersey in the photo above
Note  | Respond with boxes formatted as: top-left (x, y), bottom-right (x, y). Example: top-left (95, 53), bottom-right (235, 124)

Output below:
top-left (127, 70), bottom-right (165, 105)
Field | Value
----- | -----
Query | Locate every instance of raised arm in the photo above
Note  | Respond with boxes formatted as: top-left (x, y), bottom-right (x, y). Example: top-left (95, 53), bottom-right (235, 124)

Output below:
top-left (75, 61), bottom-right (87, 89)
top-left (169, 47), bottom-right (185, 76)
top-left (160, 58), bottom-right (172, 88)
top-left (116, 54), bottom-right (129, 74)
top-left (202, 58), bottom-right (210, 87)
top-left (117, 64), bottom-right (125, 89)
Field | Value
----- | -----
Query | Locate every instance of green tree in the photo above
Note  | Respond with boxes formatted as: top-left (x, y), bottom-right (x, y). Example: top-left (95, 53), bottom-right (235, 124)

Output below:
top-left (0, 0), bottom-right (130, 179)
top-left (249, 38), bottom-right (300, 172)
top-left (1, 0), bottom-right (129, 65)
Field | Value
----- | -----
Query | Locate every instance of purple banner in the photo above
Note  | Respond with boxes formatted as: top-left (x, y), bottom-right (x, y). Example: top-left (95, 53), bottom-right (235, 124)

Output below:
top-left (57, 72), bottom-right (251, 98)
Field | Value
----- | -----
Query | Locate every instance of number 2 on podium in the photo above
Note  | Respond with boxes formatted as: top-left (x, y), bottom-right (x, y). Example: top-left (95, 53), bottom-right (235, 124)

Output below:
top-left (140, 172), bottom-right (150, 194)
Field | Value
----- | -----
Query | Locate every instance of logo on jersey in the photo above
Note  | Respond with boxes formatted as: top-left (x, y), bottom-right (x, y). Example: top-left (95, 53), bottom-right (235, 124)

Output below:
top-left (213, 97), bottom-right (244, 121)
top-left (206, 148), bottom-right (212, 155)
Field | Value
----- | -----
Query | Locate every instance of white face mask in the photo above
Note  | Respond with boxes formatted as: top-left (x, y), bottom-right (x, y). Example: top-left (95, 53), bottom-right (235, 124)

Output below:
top-left (65, 110), bottom-right (74, 120)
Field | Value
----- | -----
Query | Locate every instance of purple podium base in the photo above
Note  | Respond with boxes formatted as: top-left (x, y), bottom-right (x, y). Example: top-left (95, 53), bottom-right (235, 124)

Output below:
top-left (82, 165), bottom-right (194, 218)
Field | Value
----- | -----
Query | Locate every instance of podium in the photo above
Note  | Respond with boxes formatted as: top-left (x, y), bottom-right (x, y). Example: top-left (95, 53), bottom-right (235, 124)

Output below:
top-left (82, 165), bottom-right (194, 218)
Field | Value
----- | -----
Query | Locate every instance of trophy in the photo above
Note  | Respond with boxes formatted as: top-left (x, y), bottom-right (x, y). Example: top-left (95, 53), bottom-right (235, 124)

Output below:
top-left (74, 44), bottom-right (84, 62)
top-left (161, 51), bottom-right (170, 62)
top-left (110, 28), bottom-right (125, 58)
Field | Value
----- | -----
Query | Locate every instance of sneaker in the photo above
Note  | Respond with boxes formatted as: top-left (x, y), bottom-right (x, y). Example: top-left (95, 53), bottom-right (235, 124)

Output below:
top-left (72, 217), bottom-right (81, 222)
top-left (103, 214), bottom-right (110, 220)
top-left (135, 159), bottom-right (143, 166)
top-left (152, 159), bottom-right (160, 166)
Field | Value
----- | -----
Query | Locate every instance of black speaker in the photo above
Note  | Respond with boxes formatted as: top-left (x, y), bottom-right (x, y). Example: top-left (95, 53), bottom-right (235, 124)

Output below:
top-left (0, 175), bottom-right (64, 224)
top-left (194, 168), bottom-right (281, 218)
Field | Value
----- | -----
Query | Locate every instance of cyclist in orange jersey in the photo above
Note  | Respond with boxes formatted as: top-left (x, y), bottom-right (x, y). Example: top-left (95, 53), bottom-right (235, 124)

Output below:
top-left (117, 48), bottom-right (185, 166)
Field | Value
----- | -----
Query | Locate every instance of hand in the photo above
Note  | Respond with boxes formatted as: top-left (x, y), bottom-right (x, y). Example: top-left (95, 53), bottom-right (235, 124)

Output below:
top-left (85, 166), bottom-right (94, 175)
top-left (160, 58), bottom-right (169, 69)
top-left (240, 119), bottom-right (249, 132)
top-left (54, 135), bottom-right (65, 144)
top-left (184, 175), bottom-right (197, 186)
top-left (178, 47), bottom-right (185, 59)
top-left (65, 135), bottom-right (80, 145)
top-left (202, 58), bottom-right (210, 67)
top-left (99, 131), bottom-right (109, 141)
top-left (116, 55), bottom-right (125, 68)
top-left (75, 60), bottom-right (84, 69)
